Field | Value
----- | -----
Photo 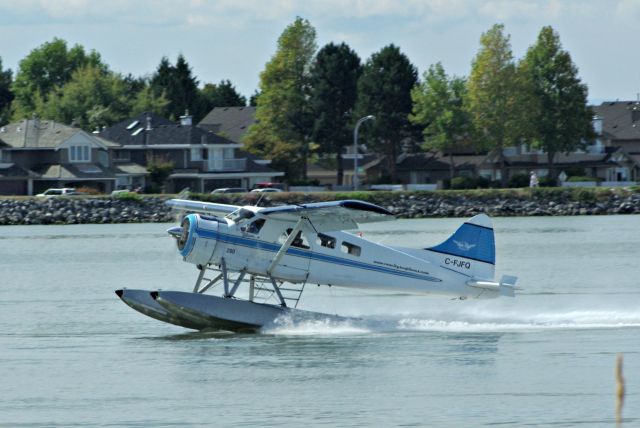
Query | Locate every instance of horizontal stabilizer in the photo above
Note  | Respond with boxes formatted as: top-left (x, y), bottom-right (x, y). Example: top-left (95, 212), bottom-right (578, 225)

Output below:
top-left (500, 275), bottom-right (518, 286)
top-left (466, 275), bottom-right (519, 298)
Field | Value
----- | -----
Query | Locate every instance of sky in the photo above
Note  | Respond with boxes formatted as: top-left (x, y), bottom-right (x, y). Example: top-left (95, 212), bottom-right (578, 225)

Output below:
top-left (0, 0), bottom-right (638, 105)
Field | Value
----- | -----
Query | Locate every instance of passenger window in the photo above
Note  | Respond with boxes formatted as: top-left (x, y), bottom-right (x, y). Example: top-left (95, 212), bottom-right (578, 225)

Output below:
top-left (246, 219), bottom-right (265, 234)
top-left (317, 233), bottom-right (336, 249)
top-left (341, 241), bottom-right (361, 256)
top-left (279, 228), bottom-right (310, 249)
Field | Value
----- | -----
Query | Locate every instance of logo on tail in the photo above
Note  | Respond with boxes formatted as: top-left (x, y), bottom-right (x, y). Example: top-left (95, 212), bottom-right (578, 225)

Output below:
top-left (453, 240), bottom-right (476, 251)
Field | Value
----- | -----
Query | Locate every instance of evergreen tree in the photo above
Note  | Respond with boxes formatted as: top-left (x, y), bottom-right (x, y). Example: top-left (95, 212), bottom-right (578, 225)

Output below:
top-left (0, 57), bottom-right (13, 125)
top-left (200, 79), bottom-right (246, 114)
top-left (244, 17), bottom-right (317, 181)
top-left (355, 44), bottom-right (418, 183)
top-left (520, 26), bottom-right (594, 179)
top-left (309, 42), bottom-right (361, 184)
top-left (410, 62), bottom-right (470, 180)
top-left (11, 38), bottom-right (106, 118)
top-left (467, 24), bottom-right (528, 187)
top-left (150, 55), bottom-right (200, 121)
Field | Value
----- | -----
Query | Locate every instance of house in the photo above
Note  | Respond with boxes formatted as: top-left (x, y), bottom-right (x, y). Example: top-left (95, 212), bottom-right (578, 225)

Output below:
top-left (396, 151), bottom-right (485, 187)
top-left (0, 118), bottom-right (130, 195)
top-left (307, 154), bottom-right (383, 189)
top-left (197, 106), bottom-right (256, 143)
top-left (591, 101), bottom-right (640, 183)
top-left (99, 112), bottom-right (283, 193)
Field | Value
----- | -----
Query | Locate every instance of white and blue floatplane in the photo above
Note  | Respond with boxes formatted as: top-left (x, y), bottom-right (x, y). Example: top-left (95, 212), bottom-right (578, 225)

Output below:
top-left (116, 198), bottom-right (518, 332)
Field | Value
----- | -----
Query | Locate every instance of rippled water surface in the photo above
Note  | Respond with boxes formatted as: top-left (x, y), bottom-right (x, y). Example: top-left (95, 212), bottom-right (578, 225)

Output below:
top-left (1, 215), bottom-right (639, 427)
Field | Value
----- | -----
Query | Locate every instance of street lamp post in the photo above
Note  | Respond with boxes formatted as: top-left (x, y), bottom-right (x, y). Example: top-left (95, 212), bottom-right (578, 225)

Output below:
top-left (353, 115), bottom-right (374, 190)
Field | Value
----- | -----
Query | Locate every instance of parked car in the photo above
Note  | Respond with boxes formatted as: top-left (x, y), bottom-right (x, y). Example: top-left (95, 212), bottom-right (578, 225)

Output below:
top-left (211, 188), bottom-right (249, 194)
top-left (36, 188), bottom-right (82, 197)
top-left (254, 182), bottom-right (285, 190)
top-left (250, 188), bottom-right (283, 193)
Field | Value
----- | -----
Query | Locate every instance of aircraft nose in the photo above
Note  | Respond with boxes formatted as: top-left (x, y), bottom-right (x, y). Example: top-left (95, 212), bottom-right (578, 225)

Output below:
top-left (115, 289), bottom-right (123, 298)
top-left (167, 226), bottom-right (183, 238)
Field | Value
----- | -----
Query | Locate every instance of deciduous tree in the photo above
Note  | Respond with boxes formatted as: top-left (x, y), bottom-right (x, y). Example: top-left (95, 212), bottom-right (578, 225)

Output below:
top-left (410, 62), bottom-right (471, 180)
top-left (11, 38), bottom-right (105, 118)
top-left (467, 24), bottom-right (528, 187)
top-left (38, 64), bottom-right (130, 130)
top-left (520, 26), bottom-right (594, 179)
top-left (244, 17), bottom-right (317, 181)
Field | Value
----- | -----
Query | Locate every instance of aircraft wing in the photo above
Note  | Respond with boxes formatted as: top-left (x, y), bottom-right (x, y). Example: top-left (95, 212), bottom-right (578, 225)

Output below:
top-left (259, 200), bottom-right (394, 232)
top-left (166, 199), bottom-right (239, 217)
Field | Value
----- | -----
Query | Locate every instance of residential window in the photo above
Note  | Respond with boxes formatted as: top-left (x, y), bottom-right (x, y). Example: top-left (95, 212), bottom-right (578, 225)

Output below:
top-left (224, 147), bottom-right (234, 159)
top-left (190, 147), bottom-right (202, 161)
top-left (113, 150), bottom-right (130, 161)
top-left (341, 241), bottom-right (361, 256)
top-left (0, 149), bottom-right (10, 162)
top-left (69, 145), bottom-right (90, 162)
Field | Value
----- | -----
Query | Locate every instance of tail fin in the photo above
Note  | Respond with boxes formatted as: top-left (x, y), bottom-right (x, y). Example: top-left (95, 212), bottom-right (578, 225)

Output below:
top-left (426, 214), bottom-right (495, 280)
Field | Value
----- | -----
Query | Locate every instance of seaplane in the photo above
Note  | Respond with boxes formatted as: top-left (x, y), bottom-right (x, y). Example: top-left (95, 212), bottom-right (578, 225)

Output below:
top-left (116, 198), bottom-right (518, 332)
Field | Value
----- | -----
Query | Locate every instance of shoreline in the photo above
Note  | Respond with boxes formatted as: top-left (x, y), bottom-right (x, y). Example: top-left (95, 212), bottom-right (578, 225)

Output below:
top-left (1, 187), bottom-right (638, 225)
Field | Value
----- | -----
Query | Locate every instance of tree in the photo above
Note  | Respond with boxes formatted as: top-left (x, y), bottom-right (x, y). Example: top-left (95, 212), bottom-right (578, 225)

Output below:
top-left (146, 154), bottom-right (175, 193)
top-left (38, 64), bottom-right (130, 130)
top-left (355, 44), bottom-right (418, 183)
top-left (243, 17), bottom-right (317, 181)
top-left (520, 26), bottom-right (594, 179)
top-left (200, 80), bottom-right (246, 114)
top-left (0, 57), bottom-right (13, 125)
top-left (130, 85), bottom-right (170, 117)
top-left (410, 62), bottom-right (470, 180)
top-left (150, 54), bottom-right (201, 121)
top-left (11, 38), bottom-right (105, 118)
top-left (467, 24), bottom-right (529, 187)
top-left (309, 42), bottom-right (362, 184)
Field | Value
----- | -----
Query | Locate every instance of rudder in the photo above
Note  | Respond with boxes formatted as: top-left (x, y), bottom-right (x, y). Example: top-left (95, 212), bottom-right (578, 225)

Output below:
top-left (426, 214), bottom-right (495, 280)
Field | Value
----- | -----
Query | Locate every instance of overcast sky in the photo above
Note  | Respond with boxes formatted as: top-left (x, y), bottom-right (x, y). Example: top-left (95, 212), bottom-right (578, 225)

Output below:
top-left (0, 0), bottom-right (638, 105)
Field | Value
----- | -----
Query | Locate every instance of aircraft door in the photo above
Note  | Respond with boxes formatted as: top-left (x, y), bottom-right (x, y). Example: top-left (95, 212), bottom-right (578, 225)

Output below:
top-left (270, 227), bottom-right (311, 282)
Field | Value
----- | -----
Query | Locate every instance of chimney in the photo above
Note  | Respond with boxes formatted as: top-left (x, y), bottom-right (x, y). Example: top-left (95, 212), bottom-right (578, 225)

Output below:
top-left (180, 110), bottom-right (192, 127)
top-left (592, 115), bottom-right (603, 136)
top-left (632, 105), bottom-right (640, 123)
top-left (145, 114), bottom-right (152, 131)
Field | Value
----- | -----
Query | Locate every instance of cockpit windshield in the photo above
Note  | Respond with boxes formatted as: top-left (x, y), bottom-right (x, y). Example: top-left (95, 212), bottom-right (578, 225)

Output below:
top-left (226, 208), bottom-right (256, 223)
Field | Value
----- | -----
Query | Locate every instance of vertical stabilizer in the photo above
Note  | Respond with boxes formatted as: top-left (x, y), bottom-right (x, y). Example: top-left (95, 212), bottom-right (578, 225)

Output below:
top-left (426, 214), bottom-right (495, 280)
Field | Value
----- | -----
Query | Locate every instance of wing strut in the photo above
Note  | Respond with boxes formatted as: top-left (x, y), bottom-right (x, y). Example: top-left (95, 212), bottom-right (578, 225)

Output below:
top-left (267, 216), bottom-right (307, 276)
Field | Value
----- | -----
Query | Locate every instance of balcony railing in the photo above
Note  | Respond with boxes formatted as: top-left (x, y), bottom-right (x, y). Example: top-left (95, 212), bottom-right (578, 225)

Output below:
top-left (206, 158), bottom-right (247, 172)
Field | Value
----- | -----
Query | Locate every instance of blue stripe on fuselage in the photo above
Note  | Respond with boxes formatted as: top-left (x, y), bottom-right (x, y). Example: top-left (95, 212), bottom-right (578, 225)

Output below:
top-left (193, 227), bottom-right (442, 283)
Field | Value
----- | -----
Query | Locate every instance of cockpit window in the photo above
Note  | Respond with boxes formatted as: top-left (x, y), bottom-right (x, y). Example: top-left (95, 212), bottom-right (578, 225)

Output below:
top-left (246, 219), bottom-right (266, 234)
top-left (226, 208), bottom-right (255, 223)
top-left (317, 233), bottom-right (336, 249)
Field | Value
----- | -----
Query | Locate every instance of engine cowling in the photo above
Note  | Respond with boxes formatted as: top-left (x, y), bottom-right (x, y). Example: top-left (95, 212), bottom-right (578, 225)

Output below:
top-left (167, 213), bottom-right (221, 266)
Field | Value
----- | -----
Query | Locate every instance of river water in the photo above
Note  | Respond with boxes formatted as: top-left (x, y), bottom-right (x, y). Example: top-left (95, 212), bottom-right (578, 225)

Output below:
top-left (1, 215), bottom-right (639, 427)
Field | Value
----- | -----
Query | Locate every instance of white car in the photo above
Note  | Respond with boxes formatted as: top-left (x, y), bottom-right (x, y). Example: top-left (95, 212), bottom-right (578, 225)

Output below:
top-left (36, 188), bottom-right (80, 197)
top-left (250, 188), bottom-right (283, 193)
